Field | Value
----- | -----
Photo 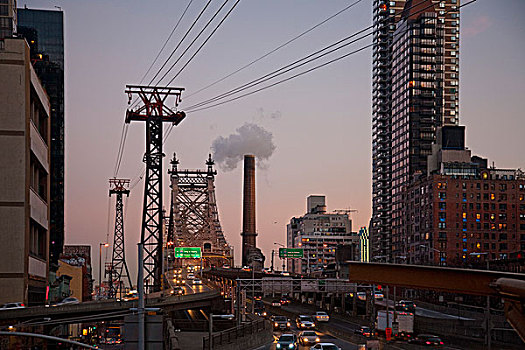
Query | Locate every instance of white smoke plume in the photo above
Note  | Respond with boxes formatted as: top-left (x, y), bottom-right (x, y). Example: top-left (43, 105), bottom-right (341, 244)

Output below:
top-left (212, 123), bottom-right (276, 172)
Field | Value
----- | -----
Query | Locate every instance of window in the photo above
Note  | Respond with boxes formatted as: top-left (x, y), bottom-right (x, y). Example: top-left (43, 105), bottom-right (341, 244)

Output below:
top-left (29, 220), bottom-right (46, 259)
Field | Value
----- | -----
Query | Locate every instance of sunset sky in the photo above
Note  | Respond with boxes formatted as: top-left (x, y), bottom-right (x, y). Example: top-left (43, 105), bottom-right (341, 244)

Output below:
top-left (22, 0), bottom-right (525, 281)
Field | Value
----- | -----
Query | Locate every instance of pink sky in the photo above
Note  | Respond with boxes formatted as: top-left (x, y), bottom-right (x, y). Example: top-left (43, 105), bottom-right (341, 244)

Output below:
top-left (23, 0), bottom-right (525, 282)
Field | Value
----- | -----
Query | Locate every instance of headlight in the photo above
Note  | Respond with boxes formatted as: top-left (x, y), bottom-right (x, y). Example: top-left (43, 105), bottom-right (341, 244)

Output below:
top-left (276, 344), bottom-right (281, 349)
top-left (288, 344), bottom-right (294, 349)
top-left (263, 312), bottom-right (267, 316)
top-left (315, 337), bottom-right (320, 342)
top-left (274, 323), bottom-right (278, 327)
top-left (287, 322), bottom-right (290, 327)
top-left (300, 324), bottom-right (304, 327)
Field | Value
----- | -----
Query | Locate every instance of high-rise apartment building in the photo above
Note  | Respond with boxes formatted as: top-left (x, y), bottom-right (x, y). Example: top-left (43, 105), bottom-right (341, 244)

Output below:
top-left (17, 8), bottom-right (65, 269)
top-left (371, 0), bottom-right (460, 262)
top-left (0, 37), bottom-right (51, 305)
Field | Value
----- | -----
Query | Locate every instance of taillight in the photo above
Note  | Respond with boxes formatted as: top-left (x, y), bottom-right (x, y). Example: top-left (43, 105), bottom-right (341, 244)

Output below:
top-left (21, 304), bottom-right (25, 307)
top-left (440, 341), bottom-right (444, 345)
top-left (426, 341), bottom-right (431, 345)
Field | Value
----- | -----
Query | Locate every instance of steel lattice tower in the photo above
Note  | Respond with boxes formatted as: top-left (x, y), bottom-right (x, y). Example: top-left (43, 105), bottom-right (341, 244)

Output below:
top-left (170, 154), bottom-right (232, 263)
top-left (108, 178), bottom-right (133, 299)
top-left (125, 85), bottom-right (185, 292)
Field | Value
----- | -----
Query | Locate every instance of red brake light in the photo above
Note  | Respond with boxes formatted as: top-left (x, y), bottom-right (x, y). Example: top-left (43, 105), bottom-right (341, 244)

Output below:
top-left (426, 341), bottom-right (431, 345)
top-left (440, 342), bottom-right (444, 345)
top-left (21, 304), bottom-right (25, 307)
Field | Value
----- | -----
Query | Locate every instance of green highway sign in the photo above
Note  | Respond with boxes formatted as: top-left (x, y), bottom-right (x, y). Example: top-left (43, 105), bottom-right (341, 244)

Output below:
top-left (279, 248), bottom-right (304, 259)
top-left (174, 247), bottom-right (202, 258)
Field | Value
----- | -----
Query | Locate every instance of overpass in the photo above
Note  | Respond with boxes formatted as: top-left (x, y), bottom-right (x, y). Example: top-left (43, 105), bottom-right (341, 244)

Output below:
top-left (0, 290), bottom-right (222, 326)
top-left (345, 262), bottom-right (525, 342)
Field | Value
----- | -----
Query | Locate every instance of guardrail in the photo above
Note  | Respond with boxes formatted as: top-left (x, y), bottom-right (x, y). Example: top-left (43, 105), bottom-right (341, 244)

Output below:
top-left (202, 318), bottom-right (268, 349)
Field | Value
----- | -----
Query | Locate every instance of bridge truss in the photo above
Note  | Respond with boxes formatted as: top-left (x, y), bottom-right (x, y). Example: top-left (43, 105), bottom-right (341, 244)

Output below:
top-left (168, 154), bottom-right (232, 265)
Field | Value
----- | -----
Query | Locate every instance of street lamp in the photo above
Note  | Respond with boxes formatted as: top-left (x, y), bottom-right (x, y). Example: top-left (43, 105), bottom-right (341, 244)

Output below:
top-left (251, 257), bottom-right (263, 313)
top-left (469, 252), bottom-right (492, 350)
top-left (99, 243), bottom-right (109, 299)
top-left (274, 242), bottom-right (285, 272)
top-left (419, 245), bottom-right (444, 266)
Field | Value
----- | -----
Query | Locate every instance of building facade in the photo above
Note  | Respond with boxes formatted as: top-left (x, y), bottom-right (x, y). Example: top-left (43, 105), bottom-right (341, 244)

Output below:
top-left (358, 227), bottom-right (370, 262)
top-left (286, 196), bottom-right (359, 275)
top-left (405, 127), bottom-right (525, 267)
top-left (0, 0), bottom-right (17, 39)
top-left (0, 37), bottom-right (51, 305)
top-left (17, 8), bottom-right (65, 270)
top-left (371, 0), bottom-right (460, 262)
top-left (60, 245), bottom-right (93, 301)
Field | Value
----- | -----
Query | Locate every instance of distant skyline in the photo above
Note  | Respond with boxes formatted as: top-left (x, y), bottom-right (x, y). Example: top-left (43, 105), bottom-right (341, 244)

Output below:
top-left (20, 0), bottom-right (525, 281)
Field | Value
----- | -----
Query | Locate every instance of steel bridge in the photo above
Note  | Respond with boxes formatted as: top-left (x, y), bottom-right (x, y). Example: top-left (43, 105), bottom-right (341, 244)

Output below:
top-left (167, 154), bottom-right (232, 266)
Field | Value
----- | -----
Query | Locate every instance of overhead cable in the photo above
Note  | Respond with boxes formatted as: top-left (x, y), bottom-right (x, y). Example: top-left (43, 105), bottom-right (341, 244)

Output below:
top-left (183, 0), bottom-right (364, 100)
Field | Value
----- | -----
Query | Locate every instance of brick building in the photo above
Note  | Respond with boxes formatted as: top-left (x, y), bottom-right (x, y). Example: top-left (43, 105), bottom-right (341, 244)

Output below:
top-left (405, 127), bottom-right (525, 266)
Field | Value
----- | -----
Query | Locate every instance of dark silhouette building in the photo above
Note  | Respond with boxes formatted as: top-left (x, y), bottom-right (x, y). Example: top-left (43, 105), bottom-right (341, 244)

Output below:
top-left (17, 8), bottom-right (65, 270)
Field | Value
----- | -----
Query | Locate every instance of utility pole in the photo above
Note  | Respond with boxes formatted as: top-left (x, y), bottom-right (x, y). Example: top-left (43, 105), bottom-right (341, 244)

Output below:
top-left (108, 179), bottom-right (133, 299)
top-left (125, 85), bottom-right (185, 293)
top-left (138, 243), bottom-right (145, 350)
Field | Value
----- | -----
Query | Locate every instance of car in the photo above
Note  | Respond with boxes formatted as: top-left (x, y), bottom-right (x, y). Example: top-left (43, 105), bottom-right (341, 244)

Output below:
top-left (276, 333), bottom-right (298, 349)
top-left (56, 297), bottom-right (80, 306)
top-left (374, 292), bottom-right (384, 300)
top-left (354, 326), bottom-right (375, 338)
top-left (253, 295), bottom-right (262, 301)
top-left (0, 302), bottom-right (25, 310)
top-left (192, 278), bottom-right (202, 285)
top-left (123, 290), bottom-right (138, 301)
top-left (171, 286), bottom-right (185, 295)
top-left (271, 300), bottom-right (282, 307)
top-left (396, 300), bottom-right (416, 313)
top-left (271, 315), bottom-right (290, 330)
top-left (173, 278), bottom-right (185, 285)
top-left (222, 264), bottom-right (231, 269)
top-left (187, 273), bottom-right (195, 280)
top-left (299, 331), bottom-right (320, 346)
top-left (314, 311), bottom-right (329, 322)
top-left (309, 343), bottom-right (341, 350)
top-left (254, 308), bottom-right (267, 317)
top-left (296, 315), bottom-right (316, 330)
top-left (241, 266), bottom-right (252, 271)
top-left (280, 296), bottom-right (290, 305)
top-left (356, 292), bottom-right (367, 301)
top-left (409, 334), bottom-right (444, 346)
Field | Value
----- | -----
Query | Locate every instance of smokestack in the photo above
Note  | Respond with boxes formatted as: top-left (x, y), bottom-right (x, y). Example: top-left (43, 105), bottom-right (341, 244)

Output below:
top-left (241, 155), bottom-right (257, 266)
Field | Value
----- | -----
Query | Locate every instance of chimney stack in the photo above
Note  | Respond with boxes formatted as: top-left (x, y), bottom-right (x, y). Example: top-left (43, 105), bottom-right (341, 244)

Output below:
top-left (241, 155), bottom-right (257, 266)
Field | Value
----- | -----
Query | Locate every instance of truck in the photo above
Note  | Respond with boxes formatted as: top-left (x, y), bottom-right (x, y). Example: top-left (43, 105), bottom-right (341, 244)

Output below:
top-left (376, 310), bottom-right (414, 340)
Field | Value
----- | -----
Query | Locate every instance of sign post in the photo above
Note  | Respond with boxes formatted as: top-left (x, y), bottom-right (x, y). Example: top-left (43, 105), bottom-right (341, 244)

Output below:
top-left (174, 247), bottom-right (202, 259)
top-left (278, 248), bottom-right (304, 259)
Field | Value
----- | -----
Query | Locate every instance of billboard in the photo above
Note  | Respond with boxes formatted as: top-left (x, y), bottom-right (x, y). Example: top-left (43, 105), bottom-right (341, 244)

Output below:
top-left (174, 247), bottom-right (202, 258)
top-left (278, 248), bottom-right (303, 258)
